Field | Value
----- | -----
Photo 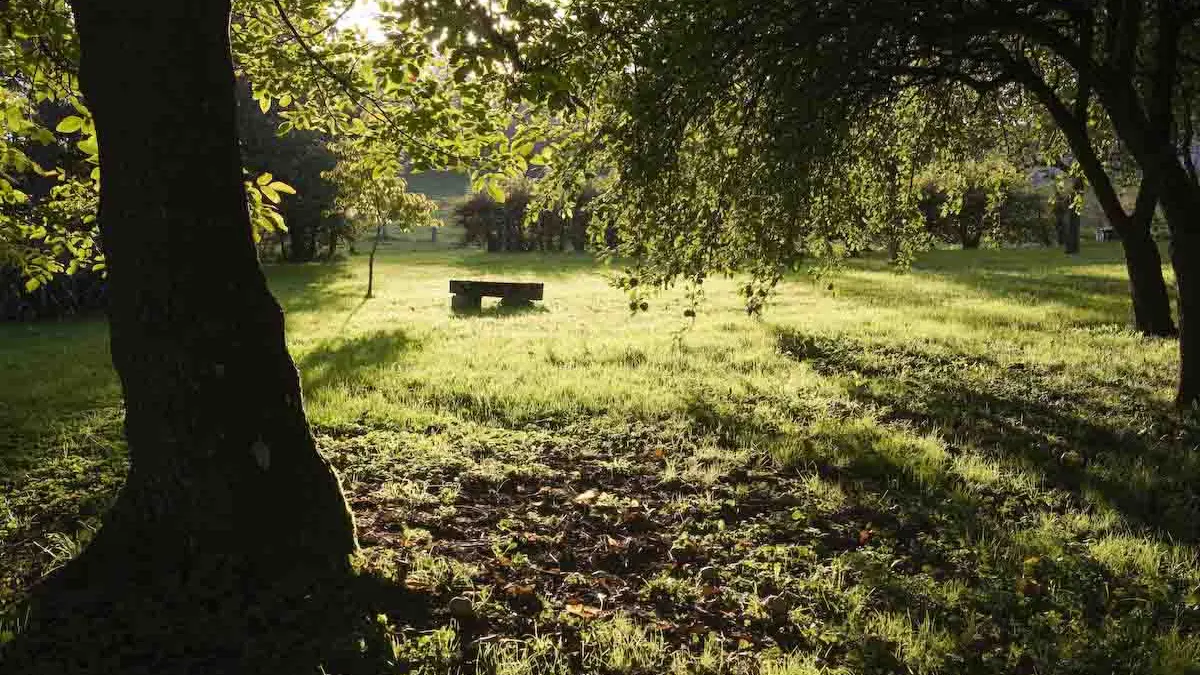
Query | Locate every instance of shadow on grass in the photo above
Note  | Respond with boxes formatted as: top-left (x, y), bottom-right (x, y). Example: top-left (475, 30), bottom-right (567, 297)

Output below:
top-left (834, 241), bottom-right (1172, 331)
top-left (297, 329), bottom-right (424, 395)
top-left (774, 328), bottom-right (1199, 543)
top-left (266, 260), bottom-right (360, 315)
top-left (451, 302), bottom-right (550, 319)
top-left (1, 563), bottom-right (435, 675)
top-left (449, 251), bottom-right (600, 278)
top-left (678, 366), bottom-right (1200, 671)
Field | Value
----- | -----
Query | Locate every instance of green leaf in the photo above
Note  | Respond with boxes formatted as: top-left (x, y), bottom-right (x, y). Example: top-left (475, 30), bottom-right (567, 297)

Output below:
top-left (268, 181), bottom-right (296, 195)
top-left (5, 106), bottom-right (23, 131)
top-left (24, 278), bottom-right (40, 293)
top-left (256, 172), bottom-right (273, 186)
top-left (259, 96), bottom-right (271, 114)
top-left (56, 116), bottom-right (84, 133)
top-left (485, 181), bottom-right (505, 203)
top-left (77, 136), bottom-right (98, 156)
top-left (260, 185), bottom-right (281, 203)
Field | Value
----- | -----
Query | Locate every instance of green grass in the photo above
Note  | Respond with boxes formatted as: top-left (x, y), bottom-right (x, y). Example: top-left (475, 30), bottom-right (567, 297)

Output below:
top-left (3, 241), bottom-right (1200, 674)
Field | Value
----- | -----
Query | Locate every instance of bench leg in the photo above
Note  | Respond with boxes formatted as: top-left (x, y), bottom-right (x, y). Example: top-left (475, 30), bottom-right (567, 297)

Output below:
top-left (452, 294), bottom-right (482, 312)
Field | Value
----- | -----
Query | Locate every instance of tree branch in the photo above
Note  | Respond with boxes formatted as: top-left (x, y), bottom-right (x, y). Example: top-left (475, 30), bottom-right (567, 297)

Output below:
top-left (270, 0), bottom-right (472, 166)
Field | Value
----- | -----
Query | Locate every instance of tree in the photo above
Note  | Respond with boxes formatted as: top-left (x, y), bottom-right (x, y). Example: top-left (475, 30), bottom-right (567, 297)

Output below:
top-left (0, 0), bottom-right (545, 666)
top-left (54, 0), bottom-right (359, 574)
top-left (327, 141), bottom-right (437, 298)
top-left (919, 156), bottom-right (1053, 250)
top-left (236, 80), bottom-right (341, 262)
top-left (442, 0), bottom-right (1197, 404)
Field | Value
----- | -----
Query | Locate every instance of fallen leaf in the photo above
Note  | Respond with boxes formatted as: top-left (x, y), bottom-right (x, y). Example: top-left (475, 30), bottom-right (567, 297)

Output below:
top-left (504, 583), bottom-right (536, 597)
top-left (605, 535), bottom-right (627, 550)
top-left (574, 489), bottom-right (599, 505)
top-left (565, 603), bottom-right (605, 619)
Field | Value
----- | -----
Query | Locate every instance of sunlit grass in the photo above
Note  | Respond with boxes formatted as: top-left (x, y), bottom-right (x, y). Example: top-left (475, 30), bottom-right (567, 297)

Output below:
top-left (2, 239), bottom-right (1197, 672)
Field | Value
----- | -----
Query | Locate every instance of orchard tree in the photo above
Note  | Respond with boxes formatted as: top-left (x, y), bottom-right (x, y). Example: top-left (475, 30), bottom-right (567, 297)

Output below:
top-left (328, 138), bottom-right (437, 298)
top-left (0, 0), bottom-right (534, 666)
top-left (427, 0), bottom-right (1198, 405)
top-left (57, 0), bottom-right (359, 570)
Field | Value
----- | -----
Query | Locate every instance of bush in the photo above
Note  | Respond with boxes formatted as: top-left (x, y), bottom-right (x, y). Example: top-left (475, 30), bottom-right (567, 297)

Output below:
top-left (452, 180), bottom-right (597, 252)
top-left (918, 158), bottom-right (1054, 249)
top-left (0, 267), bottom-right (106, 322)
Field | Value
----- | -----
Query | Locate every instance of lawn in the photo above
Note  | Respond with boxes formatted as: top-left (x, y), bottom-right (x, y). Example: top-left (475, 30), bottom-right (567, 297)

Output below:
top-left (2, 242), bottom-right (1199, 674)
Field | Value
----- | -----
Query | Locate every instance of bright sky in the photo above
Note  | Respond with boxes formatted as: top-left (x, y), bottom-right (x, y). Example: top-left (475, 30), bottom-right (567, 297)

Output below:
top-left (337, 0), bottom-right (385, 41)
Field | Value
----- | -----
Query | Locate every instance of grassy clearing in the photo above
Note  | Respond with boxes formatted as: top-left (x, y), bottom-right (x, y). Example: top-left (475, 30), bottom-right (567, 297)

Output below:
top-left (2, 241), bottom-right (1199, 673)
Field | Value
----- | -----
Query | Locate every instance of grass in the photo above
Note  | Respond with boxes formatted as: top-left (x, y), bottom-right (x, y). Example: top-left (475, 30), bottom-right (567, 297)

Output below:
top-left (2, 240), bottom-right (1200, 674)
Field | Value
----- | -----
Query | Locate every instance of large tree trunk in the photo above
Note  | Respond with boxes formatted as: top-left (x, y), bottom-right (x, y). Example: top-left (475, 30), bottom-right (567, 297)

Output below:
top-left (68, 0), bottom-right (356, 570)
top-left (1154, 166), bottom-right (1200, 406)
top-left (1172, 228), bottom-right (1200, 406)
top-left (1119, 184), bottom-right (1176, 337)
top-left (1068, 154), bottom-right (1175, 336)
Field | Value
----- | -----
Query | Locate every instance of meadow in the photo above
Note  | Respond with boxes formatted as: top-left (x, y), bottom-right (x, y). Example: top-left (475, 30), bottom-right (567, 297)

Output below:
top-left (2, 241), bottom-right (1199, 674)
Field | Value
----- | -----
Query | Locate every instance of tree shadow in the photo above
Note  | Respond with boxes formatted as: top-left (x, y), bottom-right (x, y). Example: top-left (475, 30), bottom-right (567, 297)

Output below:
top-left (267, 261), bottom-right (360, 315)
top-left (449, 250), bottom-right (601, 278)
top-left (834, 242), bottom-right (1174, 332)
top-left (1, 560), bottom-right (437, 675)
top-left (296, 329), bottom-right (424, 396)
top-left (677, 369), bottom-right (1199, 671)
top-left (451, 301), bottom-right (550, 318)
top-left (774, 328), bottom-right (1199, 544)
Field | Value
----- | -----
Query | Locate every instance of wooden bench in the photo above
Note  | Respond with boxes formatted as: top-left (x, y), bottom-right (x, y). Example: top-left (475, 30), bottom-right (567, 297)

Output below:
top-left (450, 280), bottom-right (544, 311)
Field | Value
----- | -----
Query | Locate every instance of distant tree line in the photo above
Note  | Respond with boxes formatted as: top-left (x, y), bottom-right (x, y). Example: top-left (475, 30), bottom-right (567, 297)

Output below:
top-left (452, 180), bottom-right (603, 252)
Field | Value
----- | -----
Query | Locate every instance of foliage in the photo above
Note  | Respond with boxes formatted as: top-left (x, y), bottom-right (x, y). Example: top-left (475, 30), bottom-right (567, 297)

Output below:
top-left (452, 179), bottom-right (595, 252)
top-left (414, 1), bottom-right (1196, 312)
top-left (0, 0), bottom-right (537, 291)
top-left (236, 80), bottom-right (342, 262)
top-left (326, 139), bottom-right (438, 243)
top-left (918, 157), bottom-right (1054, 249)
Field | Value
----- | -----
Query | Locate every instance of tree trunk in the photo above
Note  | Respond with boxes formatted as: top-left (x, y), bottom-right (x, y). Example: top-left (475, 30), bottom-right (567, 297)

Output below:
top-left (326, 228), bottom-right (338, 260)
top-left (1171, 227), bottom-right (1200, 406)
top-left (1119, 221), bottom-right (1175, 338)
top-left (1115, 183), bottom-right (1175, 337)
top-left (1155, 167), bottom-right (1200, 406)
top-left (68, 0), bottom-right (356, 571)
top-left (1018, 74), bottom-right (1177, 339)
top-left (1059, 179), bottom-right (1082, 254)
top-left (367, 222), bottom-right (384, 299)
top-left (287, 219), bottom-right (316, 262)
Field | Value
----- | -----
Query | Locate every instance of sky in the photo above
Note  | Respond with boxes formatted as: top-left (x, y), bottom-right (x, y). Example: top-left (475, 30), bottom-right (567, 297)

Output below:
top-left (337, 0), bottom-right (385, 41)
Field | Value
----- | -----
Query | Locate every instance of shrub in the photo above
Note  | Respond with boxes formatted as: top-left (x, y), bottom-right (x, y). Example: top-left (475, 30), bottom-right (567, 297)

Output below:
top-left (0, 266), bottom-right (106, 322)
top-left (918, 158), bottom-right (1054, 249)
top-left (452, 180), bottom-right (597, 252)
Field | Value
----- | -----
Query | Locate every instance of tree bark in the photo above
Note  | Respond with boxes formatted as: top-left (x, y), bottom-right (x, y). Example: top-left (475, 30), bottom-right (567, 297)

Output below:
top-left (1154, 166), bottom-right (1200, 406)
top-left (1062, 179), bottom-right (1082, 255)
top-left (287, 219), bottom-right (317, 262)
top-left (1116, 182), bottom-right (1175, 337)
top-left (68, 0), bottom-right (356, 571)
